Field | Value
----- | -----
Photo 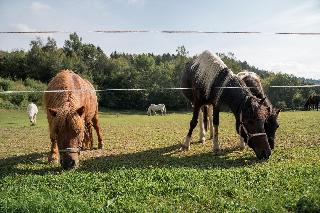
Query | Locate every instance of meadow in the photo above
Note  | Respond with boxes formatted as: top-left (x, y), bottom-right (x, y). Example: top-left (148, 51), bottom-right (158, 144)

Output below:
top-left (0, 109), bottom-right (319, 212)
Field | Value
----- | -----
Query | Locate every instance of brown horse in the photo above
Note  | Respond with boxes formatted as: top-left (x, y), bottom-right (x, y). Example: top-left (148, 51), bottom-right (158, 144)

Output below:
top-left (181, 51), bottom-right (271, 160)
top-left (44, 70), bottom-right (104, 169)
top-left (304, 95), bottom-right (319, 111)
top-left (237, 71), bottom-right (280, 150)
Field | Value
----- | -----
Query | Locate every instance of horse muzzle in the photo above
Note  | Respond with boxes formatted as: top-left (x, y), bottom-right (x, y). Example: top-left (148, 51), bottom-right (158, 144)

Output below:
top-left (256, 149), bottom-right (271, 160)
top-left (59, 150), bottom-right (80, 170)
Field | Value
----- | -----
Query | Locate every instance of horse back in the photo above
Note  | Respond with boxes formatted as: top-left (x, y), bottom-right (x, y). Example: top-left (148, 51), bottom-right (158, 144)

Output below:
top-left (44, 70), bottom-right (98, 122)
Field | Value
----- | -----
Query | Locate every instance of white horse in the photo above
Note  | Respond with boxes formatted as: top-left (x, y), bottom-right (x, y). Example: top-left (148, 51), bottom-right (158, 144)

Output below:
top-left (147, 104), bottom-right (166, 116)
top-left (27, 102), bottom-right (38, 125)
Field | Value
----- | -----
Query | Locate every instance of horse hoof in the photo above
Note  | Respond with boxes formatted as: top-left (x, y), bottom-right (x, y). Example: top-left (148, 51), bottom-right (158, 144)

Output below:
top-left (180, 144), bottom-right (190, 151)
top-left (213, 148), bottom-right (221, 154)
top-left (98, 144), bottom-right (105, 150)
top-left (48, 156), bottom-right (59, 164)
top-left (239, 145), bottom-right (245, 150)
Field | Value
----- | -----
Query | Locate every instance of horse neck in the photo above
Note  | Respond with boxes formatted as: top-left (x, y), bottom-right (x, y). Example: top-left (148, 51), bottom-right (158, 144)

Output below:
top-left (219, 77), bottom-right (250, 116)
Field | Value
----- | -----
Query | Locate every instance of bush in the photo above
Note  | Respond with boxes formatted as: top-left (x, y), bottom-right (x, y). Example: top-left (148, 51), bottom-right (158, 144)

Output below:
top-left (275, 101), bottom-right (287, 110)
top-left (24, 78), bottom-right (47, 105)
top-left (0, 78), bottom-right (14, 91)
top-left (0, 78), bottom-right (47, 109)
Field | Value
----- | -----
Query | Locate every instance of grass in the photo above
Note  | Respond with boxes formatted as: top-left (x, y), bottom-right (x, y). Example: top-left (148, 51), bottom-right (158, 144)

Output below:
top-left (0, 109), bottom-right (319, 212)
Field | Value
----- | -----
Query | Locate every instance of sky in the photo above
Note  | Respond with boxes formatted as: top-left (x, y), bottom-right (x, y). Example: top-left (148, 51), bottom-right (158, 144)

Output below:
top-left (1, 0), bottom-right (320, 79)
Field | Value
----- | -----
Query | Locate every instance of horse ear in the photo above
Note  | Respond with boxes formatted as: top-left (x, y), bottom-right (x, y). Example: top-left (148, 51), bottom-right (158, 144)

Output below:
top-left (48, 108), bottom-right (58, 117)
top-left (76, 106), bottom-right (85, 116)
top-left (259, 97), bottom-right (266, 105)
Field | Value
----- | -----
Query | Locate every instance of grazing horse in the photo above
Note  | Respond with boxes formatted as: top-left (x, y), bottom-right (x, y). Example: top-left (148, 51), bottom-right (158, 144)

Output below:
top-left (237, 71), bottom-right (280, 150)
top-left (44, 70), bottom-right (104, 169)
top-left (27, 102), bottom-right (38, 125)
top-left (181, 51), bottom-right (271, 160)
top-left (147, 104), bottom-right (166, 116)
top-left (304, 95), bottom-right (319, 111)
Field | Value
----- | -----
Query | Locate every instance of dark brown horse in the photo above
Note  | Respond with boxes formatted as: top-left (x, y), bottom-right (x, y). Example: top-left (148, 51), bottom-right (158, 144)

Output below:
top-left (304, 95), bottom-right (319, 111)
top-left (237, 71), bottom-right (280, 150)
top-left (181, 51), bottom-right (271, 160)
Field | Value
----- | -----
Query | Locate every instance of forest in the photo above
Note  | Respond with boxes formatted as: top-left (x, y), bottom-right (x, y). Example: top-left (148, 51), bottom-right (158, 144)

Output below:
top-left (0, 33), bottom-right (319, 110)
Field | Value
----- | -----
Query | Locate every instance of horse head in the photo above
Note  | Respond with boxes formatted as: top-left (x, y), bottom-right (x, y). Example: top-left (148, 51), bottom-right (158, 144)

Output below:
top-left (48, 105), bottom-right (86, 169)
top-left (238, 96), bottom-right (271, 160)
top-left (265, 107), bottom-right (281, 150)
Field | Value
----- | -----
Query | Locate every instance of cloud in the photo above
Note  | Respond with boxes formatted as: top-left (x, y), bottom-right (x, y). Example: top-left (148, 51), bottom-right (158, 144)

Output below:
top-left (127, 0), bottom-right (145, 5)
top-left (30, 1), bottom-right (51, 13)
top-left (113, 0), bottom-right (145, 6)
top-left (260, 61), bottom-right (320, 79)
top-left (11, 24), bottom-right (51, 38)
top-left (252, 0), bottom-right (320, 31)
top-left (14, 24), bottom-right (37, 32)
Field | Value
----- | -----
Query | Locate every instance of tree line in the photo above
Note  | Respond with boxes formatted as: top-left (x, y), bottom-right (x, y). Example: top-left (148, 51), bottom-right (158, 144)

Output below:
top-left (0, 33), bottom-right (319, 110)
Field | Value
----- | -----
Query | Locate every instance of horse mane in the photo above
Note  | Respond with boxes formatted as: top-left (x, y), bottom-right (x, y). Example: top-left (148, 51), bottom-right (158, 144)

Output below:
top-left (237, 71), bottom-right (266, 100)
top-left (243, 97), bottom-right (269, 120)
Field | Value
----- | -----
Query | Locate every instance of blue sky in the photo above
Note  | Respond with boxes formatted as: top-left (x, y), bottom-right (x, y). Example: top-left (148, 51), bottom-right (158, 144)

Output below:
top-left (1, 0), bottom-right (320, 79)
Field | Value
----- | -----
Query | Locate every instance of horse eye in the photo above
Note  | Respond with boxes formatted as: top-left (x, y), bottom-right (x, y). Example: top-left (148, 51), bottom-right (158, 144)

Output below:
top-left (277, 125), bottom-right (280, 128)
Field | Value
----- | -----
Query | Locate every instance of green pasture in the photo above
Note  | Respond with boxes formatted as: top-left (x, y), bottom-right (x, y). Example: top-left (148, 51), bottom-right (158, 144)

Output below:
top-left (0, 109), bottom-right (319, 212)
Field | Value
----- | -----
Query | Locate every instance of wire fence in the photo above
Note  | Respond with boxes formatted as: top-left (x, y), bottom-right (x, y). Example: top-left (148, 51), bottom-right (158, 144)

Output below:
top-left (1, 85), bottom-right (320, 94)
top-left (1, 30), bottom-right (320, 35)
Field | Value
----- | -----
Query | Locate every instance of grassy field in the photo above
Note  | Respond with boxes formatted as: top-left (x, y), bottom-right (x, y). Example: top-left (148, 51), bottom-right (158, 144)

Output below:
top-left (0, 109), bottom-right (319, 212)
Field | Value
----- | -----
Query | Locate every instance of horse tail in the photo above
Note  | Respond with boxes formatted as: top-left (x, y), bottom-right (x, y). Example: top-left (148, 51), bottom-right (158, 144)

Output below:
top-left (202, 105), bottom-right (208, 132)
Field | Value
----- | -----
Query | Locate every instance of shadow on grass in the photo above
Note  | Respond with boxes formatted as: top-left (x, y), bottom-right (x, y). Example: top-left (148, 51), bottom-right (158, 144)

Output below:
top-left (0, 152), bottom-right (62, 178)
top-left (0, 144), bottom-right (259, 177)
top-left (79, 144), bottom-right (259, 172)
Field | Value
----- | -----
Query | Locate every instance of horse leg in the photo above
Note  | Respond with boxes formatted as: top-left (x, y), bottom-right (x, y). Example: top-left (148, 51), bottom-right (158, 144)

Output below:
top-left (92, 113), bottom-right (104, 150)
top-left (88, 123), bottom-right (93, 149)
top-left (181, 103), bottom-right (201, 150)
top-left (48, 137), bottom-right (59, 164)
top-left (239, 136), bottom-right (246, 150)
top-left (83, 122), bottom-right (93, 149)
top-left (208, 105), bottom-right (214, 139)
top-left (212, 108), bottom-right (221, 152)
top-left (199, 106), bottom-right (206, 143)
